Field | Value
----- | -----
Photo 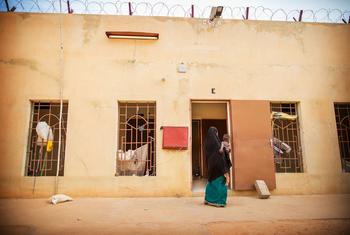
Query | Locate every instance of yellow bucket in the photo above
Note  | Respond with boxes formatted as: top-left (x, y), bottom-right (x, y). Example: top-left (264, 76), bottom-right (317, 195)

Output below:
top-left (46, 140), bottom-right (53, 152)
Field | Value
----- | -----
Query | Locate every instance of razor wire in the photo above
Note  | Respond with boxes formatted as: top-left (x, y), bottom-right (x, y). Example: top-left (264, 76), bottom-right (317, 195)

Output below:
top-left (1, 0), bottom-right (349, 24)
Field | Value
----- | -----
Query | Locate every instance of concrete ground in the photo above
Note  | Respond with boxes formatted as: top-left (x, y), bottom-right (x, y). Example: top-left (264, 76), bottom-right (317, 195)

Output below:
top-left (0, 194), bottom-right (350, 235)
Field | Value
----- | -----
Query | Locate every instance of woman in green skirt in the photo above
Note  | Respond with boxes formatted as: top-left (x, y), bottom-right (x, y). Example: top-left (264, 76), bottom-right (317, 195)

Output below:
top-left (204, 127), bottom-right (231, 207)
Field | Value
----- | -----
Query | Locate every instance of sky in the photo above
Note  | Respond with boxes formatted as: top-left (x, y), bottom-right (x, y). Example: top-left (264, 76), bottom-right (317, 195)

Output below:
top-left (146, 0), bottom-right (350, 11)
top-left (2, 0), bottom-right (350, 11)
top-left (1, 0), bottom-right (349, 23)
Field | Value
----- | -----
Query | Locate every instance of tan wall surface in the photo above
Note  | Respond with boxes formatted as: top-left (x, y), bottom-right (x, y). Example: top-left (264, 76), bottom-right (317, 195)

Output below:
top-left (0, 13), bottom-right (349, 197)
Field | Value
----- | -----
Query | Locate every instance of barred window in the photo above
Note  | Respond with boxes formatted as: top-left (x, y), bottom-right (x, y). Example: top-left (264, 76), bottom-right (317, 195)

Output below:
top-left (117, 102), bottom-right (156, 176)
top-left (270, 102), bottom-right (303, 173)
top-left (25, 101), bottom-right (68, 176)
top-left (334, 103), bottom-right (350, 172)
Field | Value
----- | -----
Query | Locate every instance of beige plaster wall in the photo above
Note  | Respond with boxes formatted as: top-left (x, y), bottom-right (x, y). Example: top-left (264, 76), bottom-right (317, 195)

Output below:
top-left (0, 13), bottom-right (349, 197)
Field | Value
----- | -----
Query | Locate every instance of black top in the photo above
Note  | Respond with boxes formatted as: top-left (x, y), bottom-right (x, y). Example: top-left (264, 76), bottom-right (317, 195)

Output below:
top-left (223, 148), bottom-right (232, 169)
top-left (205, 127), bottom-right (230, 182)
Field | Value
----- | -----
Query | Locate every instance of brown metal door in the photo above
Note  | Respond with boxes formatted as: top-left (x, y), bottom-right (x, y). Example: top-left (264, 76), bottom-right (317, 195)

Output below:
top-left (230, 100), bottom-right (276, 190)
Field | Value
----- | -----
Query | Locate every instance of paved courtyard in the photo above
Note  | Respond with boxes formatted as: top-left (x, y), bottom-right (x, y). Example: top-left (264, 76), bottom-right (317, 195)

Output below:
top-left (0, 194), bottom-right (349, 235)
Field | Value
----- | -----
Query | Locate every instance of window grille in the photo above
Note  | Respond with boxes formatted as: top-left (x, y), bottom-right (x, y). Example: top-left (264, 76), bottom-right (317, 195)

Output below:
top-left (334, 103), bottom-right (350, 172)
top-left (271, 102), bottom-right (303, 173)
top-left (117, 102), bottom-right (156, 176)
top-left (26, 101), bottom-right (68, 176)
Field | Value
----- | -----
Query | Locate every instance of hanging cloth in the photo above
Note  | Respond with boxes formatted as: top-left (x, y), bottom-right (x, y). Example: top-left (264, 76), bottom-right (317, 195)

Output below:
top-left (271, 111), bottom-right (297, 121)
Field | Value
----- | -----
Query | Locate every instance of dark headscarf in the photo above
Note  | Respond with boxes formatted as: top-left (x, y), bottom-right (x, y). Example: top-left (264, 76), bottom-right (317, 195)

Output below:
top-left (205, 127), bottom-right (229, 182)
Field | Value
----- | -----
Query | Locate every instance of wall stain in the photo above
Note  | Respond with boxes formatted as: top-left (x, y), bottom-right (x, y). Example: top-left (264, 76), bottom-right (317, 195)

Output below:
top-left (253, 21), bottom-right (304, 36)
top-left (0, 58), bottom-right (38, 71)
top-left (90, 100), bottom-right (112, 109)
top-left (18, 13), bottom-right (31, 20)
top-left (114, 59), bottom-right (149, 65)
top-left (151, 16), bottom-right (178, 23)
top-left (190, 18), bottom-right (230, 34)
top-left (79, 159), bottom-right (90, 176)
top-left (187, 62), bottom-right (226, 69)
top-left (83, 15), bottom-right (101, 44)
top-left (0, 58), bottom-right (58, 80)
top-left (178, 77), bottom-right (189, 96)
top-left (172, 100), bottom-right (178, 112)
top-left (90, 100), bottom-right (105, 109)
top-left (253, 21), bottom-right (306, 52)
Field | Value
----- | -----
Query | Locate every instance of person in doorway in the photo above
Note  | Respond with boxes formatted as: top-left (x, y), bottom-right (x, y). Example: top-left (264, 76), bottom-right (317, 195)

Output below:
top-left (204, 127), bottom-right (231, 207)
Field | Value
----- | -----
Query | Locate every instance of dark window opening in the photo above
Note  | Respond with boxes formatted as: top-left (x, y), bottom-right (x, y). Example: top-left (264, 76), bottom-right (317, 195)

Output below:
top-left (334, 103), bottom-right (350, 172)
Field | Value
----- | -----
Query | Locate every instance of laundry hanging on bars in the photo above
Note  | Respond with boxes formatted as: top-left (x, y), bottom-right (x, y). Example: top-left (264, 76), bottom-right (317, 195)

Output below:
top-left (271, 111), bottom-right (297, 121)
top-left (270, 137), bottom-right (291, 156)
top-left (35, 121), bottom-right (54, 152)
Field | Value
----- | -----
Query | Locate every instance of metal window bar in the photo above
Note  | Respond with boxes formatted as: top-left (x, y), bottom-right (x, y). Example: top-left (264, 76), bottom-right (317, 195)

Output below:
top-left (117, 102), bottom-right (156, 176)
top-left (334, 103), bottom-right (350, 172)
top-left (270, 102), bottom-right (303, 173)
top-left (26, 101), bottom-right (68, 176)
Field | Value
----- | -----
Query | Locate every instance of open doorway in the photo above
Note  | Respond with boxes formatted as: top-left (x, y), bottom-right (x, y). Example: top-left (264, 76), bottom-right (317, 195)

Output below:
top-left (191, 101), bottom-right (231, 192)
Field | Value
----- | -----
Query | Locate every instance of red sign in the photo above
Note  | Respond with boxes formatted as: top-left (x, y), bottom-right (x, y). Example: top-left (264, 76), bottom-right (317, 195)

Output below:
top-left (162, 126), bottom-right (188, 150)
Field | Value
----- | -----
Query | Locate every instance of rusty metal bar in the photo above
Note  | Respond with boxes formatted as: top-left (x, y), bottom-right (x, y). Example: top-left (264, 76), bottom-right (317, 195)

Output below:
top-left (4, 0), bottom-right (9, 12)
top-left (67, 0), bottom-right (73, 14)
top-left (342, 16), bottom-right (350, 24)
top-left (128, 2), bottom-right (133, 16)
top-left (242, 7), bottom-right (249, 20)
top-left (298, 10), bottom-right (303, 22)
top-left (294, 10), bottom-right (303, 22)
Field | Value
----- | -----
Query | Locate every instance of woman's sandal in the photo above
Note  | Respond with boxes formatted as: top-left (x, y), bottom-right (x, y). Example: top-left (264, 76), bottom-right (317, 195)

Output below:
top-left (204, 200), bottom-right (226, 207)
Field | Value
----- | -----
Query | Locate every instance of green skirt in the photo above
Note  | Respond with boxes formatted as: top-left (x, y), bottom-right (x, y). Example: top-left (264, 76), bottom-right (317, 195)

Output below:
top-left (204, 175), bottom-right (227, 207)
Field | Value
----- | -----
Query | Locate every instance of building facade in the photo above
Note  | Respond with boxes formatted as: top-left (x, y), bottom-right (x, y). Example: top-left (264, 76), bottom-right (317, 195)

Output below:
top-left (0, 13), bottom-right (349, 197)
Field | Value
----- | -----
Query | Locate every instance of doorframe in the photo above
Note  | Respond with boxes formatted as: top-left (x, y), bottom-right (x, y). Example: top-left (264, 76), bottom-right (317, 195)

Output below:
top-left (191, 119), bottom-right (203, 177)
top-left (226, 101), bottom-right (233, 190)
top-left (190, 100), bottom-right (233, 190)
